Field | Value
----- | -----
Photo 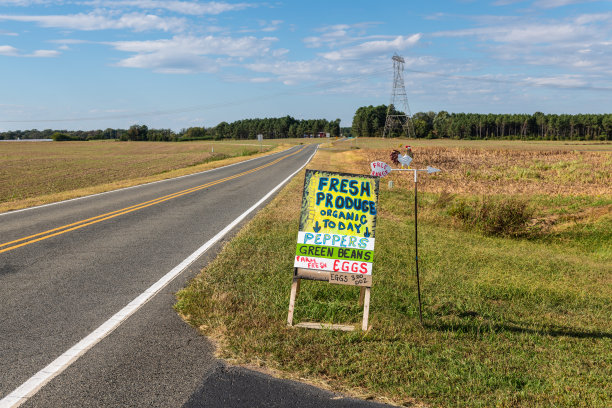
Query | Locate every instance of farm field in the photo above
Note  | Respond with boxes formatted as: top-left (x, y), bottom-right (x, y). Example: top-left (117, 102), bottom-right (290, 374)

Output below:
top-left (0, 139), bottom-right (317, 213)
top-left (176, 138), bottom-right (611, 407)
top-left (338, 137), bottom-right (612, 152)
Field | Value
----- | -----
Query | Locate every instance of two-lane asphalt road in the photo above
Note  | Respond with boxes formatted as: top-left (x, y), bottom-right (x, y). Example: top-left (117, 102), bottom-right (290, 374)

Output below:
top-left (0, 143), bottom-right (388, 407)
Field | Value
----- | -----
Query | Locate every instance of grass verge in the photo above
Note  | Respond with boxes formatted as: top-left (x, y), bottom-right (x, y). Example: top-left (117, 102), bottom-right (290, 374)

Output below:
top-left (175, 143), bottom-right (610, 407)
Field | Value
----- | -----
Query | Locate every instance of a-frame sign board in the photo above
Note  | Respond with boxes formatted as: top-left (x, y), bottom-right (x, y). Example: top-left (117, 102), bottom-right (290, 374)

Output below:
top-left (287, 268), bottom-right (371, 331)
top-left (288, 170), bottom-right (379, 332)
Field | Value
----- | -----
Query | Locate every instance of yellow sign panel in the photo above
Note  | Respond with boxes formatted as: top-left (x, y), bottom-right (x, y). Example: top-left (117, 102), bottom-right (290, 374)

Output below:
top-left (295, 170), bottom-right (379, 276)
top-left (299, 170), bottom-right (379, 238)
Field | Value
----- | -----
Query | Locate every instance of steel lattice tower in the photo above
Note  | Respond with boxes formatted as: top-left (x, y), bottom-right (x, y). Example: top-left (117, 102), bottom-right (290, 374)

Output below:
top-left (382, 54), bottom-right (414, 138)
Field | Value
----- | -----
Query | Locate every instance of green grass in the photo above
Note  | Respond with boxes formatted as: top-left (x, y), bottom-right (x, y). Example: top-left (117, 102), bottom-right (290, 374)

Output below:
top-left (175, 144), bottom-right (611, 407)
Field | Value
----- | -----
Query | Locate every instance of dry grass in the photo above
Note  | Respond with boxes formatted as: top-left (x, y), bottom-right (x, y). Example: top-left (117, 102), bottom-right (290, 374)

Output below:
top-left (320, 142), bottom-right (611, 247)
top-left (359, 147), bottom-right (611, 196)
top-left (341, 137), bottom-right (612, 153)
top-left (0, 140), bottom-right (294, 213)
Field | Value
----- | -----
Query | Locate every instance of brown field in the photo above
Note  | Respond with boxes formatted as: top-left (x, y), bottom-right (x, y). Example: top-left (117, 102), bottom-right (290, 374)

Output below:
top-left (341, 137), bottom-right (612, 152)
top-left (320, 138), bottom-right (611, 241)
top-left (2, 138), bottom-right (610, 216)
top-left (362, 147), bottom-right (611, 196)
top-left (320, 138), bottom-right (612, 196)
top-left (0, 140), bottom-right (292, 213)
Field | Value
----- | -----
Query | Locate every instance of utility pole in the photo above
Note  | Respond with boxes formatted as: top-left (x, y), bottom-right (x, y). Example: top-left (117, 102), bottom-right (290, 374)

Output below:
top-left (383, 54), bottom-right (415, 139)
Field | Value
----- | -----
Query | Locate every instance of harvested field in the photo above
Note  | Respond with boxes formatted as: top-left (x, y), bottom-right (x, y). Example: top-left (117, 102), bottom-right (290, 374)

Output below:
top-left (361, 147), bottom-right (611, 196)
top-left (0, 140), bottom-right (285, 212)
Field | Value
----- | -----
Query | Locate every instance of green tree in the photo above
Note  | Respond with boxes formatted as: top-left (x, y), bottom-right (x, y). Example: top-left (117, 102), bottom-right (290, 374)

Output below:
top-left (126, 124), bottom-right (148, 141)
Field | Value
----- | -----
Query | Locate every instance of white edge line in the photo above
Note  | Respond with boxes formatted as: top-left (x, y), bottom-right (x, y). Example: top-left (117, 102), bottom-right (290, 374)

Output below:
top-left (0, 145), bottom-right (317, 408)
top-left (0, 146), bottom-right (298, 218)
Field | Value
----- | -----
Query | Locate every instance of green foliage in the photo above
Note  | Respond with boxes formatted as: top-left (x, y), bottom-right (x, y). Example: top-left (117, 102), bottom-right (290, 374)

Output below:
top-left (350, 108), bottom-right (612, 140)
top-left (6, 111), bottom-right (612, 142)
top-left (124, 124), bottom-right (148, 141)
top-left (0, 115), bottom-right (342, 142)
top-left (212, 116), bottom-right (341, 139)
top-left (240, 148), bottom-right (258, 156)
top-left (51, 132), bottom-right (81, 141)
top-left (180, 127), bottom-right (210, 141)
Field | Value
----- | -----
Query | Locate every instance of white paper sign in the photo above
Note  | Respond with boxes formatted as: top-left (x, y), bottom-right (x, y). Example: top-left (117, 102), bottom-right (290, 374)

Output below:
top-left (370, 161), bottom-right (391, 177)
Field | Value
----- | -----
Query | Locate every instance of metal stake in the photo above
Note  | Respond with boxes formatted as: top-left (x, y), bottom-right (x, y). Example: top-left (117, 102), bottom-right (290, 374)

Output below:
top-left (387, 166), bottom-right (440, 325)
top-left (414, 171), bottom-right (423, 324)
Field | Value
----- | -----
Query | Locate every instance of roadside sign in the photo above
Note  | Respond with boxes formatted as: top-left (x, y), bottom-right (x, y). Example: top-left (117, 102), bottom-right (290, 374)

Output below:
top-left (288, 169), bottom-right (380, 331)
top-left (370, 161), bottom-right (391, 177)
top-left (294, 170), bottom-right (379, 278)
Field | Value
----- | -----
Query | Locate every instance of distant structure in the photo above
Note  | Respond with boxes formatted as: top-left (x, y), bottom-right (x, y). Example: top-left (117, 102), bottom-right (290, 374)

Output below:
top-left (382, 54), bottom-right (415, 138)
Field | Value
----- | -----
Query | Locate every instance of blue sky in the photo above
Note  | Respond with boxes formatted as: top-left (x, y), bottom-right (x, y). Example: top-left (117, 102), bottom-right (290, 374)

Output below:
top-left (1, 0), bottom-right (611, 131)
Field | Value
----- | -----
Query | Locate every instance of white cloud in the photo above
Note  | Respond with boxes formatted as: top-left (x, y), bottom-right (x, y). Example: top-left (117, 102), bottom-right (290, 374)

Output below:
top-left (574, 11), bottom-right (612, 24)
top-left (494, 0), bottom-right (598, 8)
top-left (0, 0), bottom-right (56, 6)
top-left (321, 34), bottom-right (421, 61)
top-left (271, 48), bottom-right (288, 57)
top-left (0, 44), bottom-right (60, 57)
top-left (0, 44), bottom-right (19, 55)
top-left (28, 49), bottom-right (60, 57)
top-left (492, 0), bottom-right (528, 6)
top-left (433, 23), bottom-right (589, 44)
top-left (48, 38), bottom-right (91, 44)
top-left (112, 35), bottom-right (276, 57)
top-left (303, 22), bottom-right (381, 48)
top-left (247, 59), bottom-right (334, 82)
top-left (523, 75), bottom-right (587, 88)
top-left (532, 0), bottom-right (596, 9)
top-left (244, 52), bottom-right (415, 90)
top-left (83, 1), bottom-right (255, 15)
top-left (250, 77), bottom-right (272, 83)
top-left (260, 19), bottom-right (282, 32)
top-left (431, 11), bottom-right (612, 78)
top-left (0, 11), bottom-right (186, 32)
top-left (110, 35), bottom-right (278, 73)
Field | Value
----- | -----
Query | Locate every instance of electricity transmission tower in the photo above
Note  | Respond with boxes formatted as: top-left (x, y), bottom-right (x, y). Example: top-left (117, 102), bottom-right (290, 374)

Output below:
top-left (382, 54), bottom-right (415, 138)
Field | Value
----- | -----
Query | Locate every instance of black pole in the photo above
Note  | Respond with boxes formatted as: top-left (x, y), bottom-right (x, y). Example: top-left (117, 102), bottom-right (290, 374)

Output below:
top-left (414, 175), bottom-right (423, 324)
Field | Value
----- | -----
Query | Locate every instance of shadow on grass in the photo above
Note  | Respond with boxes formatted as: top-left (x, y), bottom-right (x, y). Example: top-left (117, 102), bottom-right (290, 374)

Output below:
top-left (425, 319), bottom-right (612, 340)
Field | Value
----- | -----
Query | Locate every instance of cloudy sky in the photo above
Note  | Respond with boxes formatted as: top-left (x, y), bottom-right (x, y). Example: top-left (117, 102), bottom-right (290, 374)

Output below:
top-left (1, 0), bottom-right (611, 131)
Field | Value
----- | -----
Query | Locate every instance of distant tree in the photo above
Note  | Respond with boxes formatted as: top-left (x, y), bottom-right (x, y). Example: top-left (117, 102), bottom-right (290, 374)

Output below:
top-left (182, 127), bottom-right (208, 140)
top-left (51, 132), bottom-right (77, 141)
top-left (126, 124), bottom-right (148, 141)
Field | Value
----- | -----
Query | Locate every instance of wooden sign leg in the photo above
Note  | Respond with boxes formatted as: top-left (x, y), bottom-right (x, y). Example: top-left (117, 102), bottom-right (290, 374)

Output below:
top-left (361, 287), bottom-right (371, 331)
top-left (359, 287), bottom-right (366, 306)
top-left (287, 277), bottom-right (299, 327)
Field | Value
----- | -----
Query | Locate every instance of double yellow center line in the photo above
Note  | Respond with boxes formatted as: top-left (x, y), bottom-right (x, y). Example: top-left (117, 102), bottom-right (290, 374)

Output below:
top-left (1, 147), bottom-right (303, 254)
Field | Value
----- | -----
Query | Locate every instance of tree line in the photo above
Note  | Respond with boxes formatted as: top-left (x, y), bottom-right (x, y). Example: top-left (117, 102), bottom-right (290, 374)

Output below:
top-left (3, 109), bottom-right (610, 141)
top-left (0, 116), bottom-right (342, 141)
top-left (352, 105), bottom-right (612, 141)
